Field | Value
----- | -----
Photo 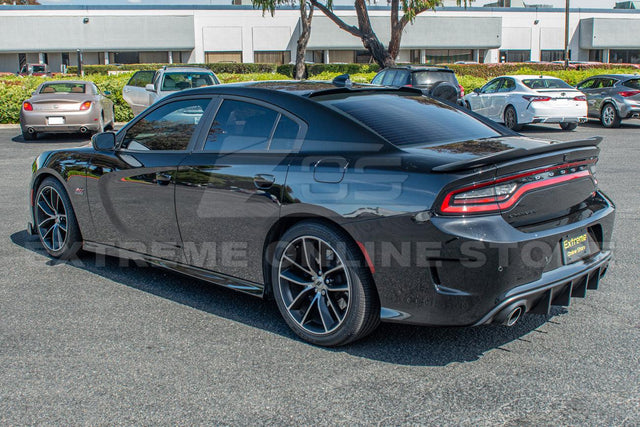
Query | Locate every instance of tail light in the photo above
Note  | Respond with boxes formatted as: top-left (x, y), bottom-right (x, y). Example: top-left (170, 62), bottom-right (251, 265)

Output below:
top-left (619, 90), bottom-right (640, 97)
top-left (523, 95), bottom-right (551, 102)
top-left (459, 84), bottom-right (465, 97)
top-left (574, 95), bottom-right (587, 101)
top-left (404, 84), bottom-right (413, 88)
top-left (80, 101), bottom-right (92, 111)
top-left (439, 160), bottom-right (596, 215)
top-left (23, 102), bottom-right (33, 111)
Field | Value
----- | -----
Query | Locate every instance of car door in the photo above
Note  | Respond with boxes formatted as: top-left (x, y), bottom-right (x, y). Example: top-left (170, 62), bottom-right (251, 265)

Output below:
top-left (122, 70), bottom-right (156, 116)
top-left (576, 78), bottom-right (599, 116)
top-left (491, 77), bottom-right (515, 119)
top-left (175, 96), bottom-right (306, 285)
top-left (85, 97), bottom-right (213, 261)
top-left (472, 78), bottom-right (503, 118)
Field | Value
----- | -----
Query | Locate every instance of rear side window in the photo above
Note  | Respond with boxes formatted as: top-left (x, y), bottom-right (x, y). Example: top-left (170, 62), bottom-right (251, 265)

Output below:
top-left (413, 71), bottom-right (457, 86)
top-left (127, 70), bottom-right (156, 88)
top-left (522, 78), bottom-right (573, 89)
top-left (623, 78), bottom-right (640, 89)
top-left (318, 93), bottom-right (500, 147)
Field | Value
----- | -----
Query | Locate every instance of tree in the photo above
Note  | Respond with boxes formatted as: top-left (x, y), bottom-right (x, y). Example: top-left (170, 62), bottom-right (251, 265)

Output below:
top-left (310, 0), bottom-right (471, 68)
top-left (253, 0), bottom-right (314, 80)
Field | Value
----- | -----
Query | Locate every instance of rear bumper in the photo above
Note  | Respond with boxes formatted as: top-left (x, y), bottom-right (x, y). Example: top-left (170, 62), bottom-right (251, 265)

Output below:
top-left (531, 117), bottom-right (588, 124)
top-left (20, 109), bottom-right (101, 133)
top-left (345, 191), bottom-right (615, 327)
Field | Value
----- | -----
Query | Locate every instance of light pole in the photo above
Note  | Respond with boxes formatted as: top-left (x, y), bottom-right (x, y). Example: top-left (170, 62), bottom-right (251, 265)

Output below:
top-left (564, 0), bottom-right (570, 69)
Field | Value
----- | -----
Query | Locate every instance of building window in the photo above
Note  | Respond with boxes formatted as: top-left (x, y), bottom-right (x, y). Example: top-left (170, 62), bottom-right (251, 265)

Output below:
top-left (478, 49), bottom-right (487, 64)
top-left (425, 49), bottom-right (473, 64)
top-left (329, 50), bottom-right (355, 64)
top-left (113, 52), bottom-right (140, 64)
top-left (541, 50), bottom-right (569, 62)
top-left (410, 50), bottom-right (421, 64)
top-left (499, 50), bottom-right (530, 63)
top-left (254, 51), bottom-right (291, 65)
top-left (205, 52), bottom-right (242, 63)
top-left (355, 50), bottom-right (373, 64)
top-left (589, 50), bottom-right (603, 62)
top-left (312, 50), bottom-right (325, 64)
top-left (610, 49), bottom-right (640, 64)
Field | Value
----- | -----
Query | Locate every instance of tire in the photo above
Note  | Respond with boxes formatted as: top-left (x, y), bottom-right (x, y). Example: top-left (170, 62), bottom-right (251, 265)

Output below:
top-left (429, 81), bottom-right (459, 103)
top-left (504, 105), bottom-right (523, 131)
top-left (271, 221), bottom-right (380, 346)
top-left (95, 114), bottom-right (105, 134)
top-left (105, 107), bottom-right (115, 131)
top-left (34, 177), bottom-right (82, 259)
top-left (560, 122), bottom-right (578, 131)
top-left (600, 103), bottom-right (621, 128)
top-left (22, 130), bottom-right (37, 141)
top-left (465, 101), bottom-right (472, 110)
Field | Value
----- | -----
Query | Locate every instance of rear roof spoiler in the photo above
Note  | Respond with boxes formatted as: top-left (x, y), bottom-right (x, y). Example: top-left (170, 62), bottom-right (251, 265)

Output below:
top-left (432, 136), bottom-right (602, 173)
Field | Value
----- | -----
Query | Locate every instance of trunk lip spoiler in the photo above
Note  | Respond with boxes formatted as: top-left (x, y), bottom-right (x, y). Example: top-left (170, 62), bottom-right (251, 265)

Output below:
top-left (432, 136), bottom-right (602, 173)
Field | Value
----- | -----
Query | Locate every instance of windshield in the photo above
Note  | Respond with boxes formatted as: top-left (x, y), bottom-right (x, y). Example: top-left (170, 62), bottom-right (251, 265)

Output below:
top-left (522, 78), bottom-right (573, 90)
top-left (32, 65), bottom-right (46, 73)
top-left (317, 93), bottom-right (501, 147)
top-left (161, 72), bottom-right (217, 91)
top-left (40, 83), bottom-right (86, 94)
top-left (413, 71), bottom-right (457, 86)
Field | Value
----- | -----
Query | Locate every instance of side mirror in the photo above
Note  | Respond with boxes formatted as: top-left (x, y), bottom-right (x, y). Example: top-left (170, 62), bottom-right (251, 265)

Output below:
top-left (473, 88), bottom-right (481, 94)
top-left (32, 91), bottom-right (36, 96)
top-left (332, 73), bottom-right (352, 88)
top-left (103, 90), bottom-right (111, 95)
top-left (92, 132), bottom-right (116, 152)
top-left (145, 84), bottom-right (155, 92)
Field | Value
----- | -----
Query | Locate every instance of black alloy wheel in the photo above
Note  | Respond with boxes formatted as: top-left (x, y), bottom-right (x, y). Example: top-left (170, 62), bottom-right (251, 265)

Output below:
top-left (35, 177), bottom-right (82, 259)
top-left (504, 106), bottom-right (523, 131)
top-left (272, 222), bottom-right (379, 346)
top-left (600, 103), bottom-right (621, 128)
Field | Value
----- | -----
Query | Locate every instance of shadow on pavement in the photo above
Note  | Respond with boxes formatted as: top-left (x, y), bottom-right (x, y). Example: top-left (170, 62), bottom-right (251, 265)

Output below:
top-left (11, 229), bottom-right (567, 367)
top-left (11, 132), bottom-right (92, 144)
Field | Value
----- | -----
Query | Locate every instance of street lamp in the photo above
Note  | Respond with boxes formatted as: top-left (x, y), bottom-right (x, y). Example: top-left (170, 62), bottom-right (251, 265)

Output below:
top-left (564, 0), bottom-right (570, 69)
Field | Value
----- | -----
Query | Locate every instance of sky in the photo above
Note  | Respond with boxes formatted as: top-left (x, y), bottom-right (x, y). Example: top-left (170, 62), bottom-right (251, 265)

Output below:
top-left (29, 0), bottom-right (626, 7)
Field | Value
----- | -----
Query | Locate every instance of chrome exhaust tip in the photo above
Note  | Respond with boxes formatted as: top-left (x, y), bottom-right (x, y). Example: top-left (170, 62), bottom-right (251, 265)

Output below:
top-left (494, 303), bottom-right (525, 327)
top-left (27, 127), bottom-right (36, 134)
top-left (79, 127), bottom-right (89, 134)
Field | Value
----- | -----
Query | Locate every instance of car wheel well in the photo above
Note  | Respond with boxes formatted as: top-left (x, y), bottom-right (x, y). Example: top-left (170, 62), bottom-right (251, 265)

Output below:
top-left (261, 214), bottom-right (375, 299)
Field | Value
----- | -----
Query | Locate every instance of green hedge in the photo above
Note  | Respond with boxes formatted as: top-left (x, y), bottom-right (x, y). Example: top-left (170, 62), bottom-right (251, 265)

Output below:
top-left (67, 63), bottom-right (281, 76)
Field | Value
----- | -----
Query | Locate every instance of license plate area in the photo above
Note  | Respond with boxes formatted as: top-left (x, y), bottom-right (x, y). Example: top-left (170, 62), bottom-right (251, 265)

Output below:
top-left (47, 116), bottom-right (65, 125)
top-left (562, 229), bottom-right (591, 265)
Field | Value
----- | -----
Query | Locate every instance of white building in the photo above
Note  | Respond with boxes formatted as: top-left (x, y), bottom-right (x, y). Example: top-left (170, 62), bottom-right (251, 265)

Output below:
top-left (0, 3), bottom-right (639, 73)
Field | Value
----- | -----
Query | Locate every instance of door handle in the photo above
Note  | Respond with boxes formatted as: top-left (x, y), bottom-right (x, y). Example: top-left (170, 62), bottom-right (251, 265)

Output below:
top-left (254, 174), bottom-right (275, 189)
top-left (155, 172), bottom-right (172, 185)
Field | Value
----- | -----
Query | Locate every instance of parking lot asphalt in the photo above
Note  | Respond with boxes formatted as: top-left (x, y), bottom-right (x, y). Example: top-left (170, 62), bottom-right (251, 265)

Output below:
top-left (1, 121), bottom-right (639, 425)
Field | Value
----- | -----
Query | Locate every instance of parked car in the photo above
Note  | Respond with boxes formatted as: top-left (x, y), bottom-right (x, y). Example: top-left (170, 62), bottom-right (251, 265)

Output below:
top-left (464, 75), bottom-right (588, 131)
top-left (122, 66), bottom-right (220, 115)
top-left (28, 82), bottom-right (614, 346)
top-left (575, 74), bottom-right (640, 128)
top-left (371, 66), bottom-right (463, 104)
top-left (20, 80), bottom-right (115, 140)
top-left (17, 63), bottom-right (50, 77)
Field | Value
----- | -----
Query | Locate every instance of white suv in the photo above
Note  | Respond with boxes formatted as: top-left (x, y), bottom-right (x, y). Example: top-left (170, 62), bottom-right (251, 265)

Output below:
top-left (122, 66), bottom-right (219, 115)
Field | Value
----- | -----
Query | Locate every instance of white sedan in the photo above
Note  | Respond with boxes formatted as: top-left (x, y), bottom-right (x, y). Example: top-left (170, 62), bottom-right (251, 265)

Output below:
top-left (464, 75), bottom-right (588, 131)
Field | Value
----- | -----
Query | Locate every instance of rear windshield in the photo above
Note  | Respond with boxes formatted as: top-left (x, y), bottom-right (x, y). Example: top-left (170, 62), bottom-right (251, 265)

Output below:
top-left (413, 71), bottom-right (457, 86)
top-left (317, 93), bottom-right (501, 147)
top-left (624, 78), bottom-right (640, 89)
top-left (162, 72), bottom-right (218, 91)
top-left (522, 78), bottom-right (573, 90)
top-left (40, 83), bottom-right (86, 94)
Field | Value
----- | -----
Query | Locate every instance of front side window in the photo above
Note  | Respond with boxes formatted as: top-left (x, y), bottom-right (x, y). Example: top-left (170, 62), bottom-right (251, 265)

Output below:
top-left (161, 72), bottom-right (218, 92)
top-left (121, 99), bottom-right (211, 151)
top-left (381, 71), bottom-right (398, 86)
top-left (481, 79), bottom-right (503, 94)
top-left (127, 70), bottom-right (156, 88)
top-left (371, 71), bottom-right (385, 85)
top-left (205, 100), bottom-right (279, 152)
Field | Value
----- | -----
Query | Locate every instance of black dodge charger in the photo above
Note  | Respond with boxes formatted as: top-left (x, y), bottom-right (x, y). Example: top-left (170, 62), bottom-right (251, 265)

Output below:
top-left (28, 81), bottom-right (615, 346)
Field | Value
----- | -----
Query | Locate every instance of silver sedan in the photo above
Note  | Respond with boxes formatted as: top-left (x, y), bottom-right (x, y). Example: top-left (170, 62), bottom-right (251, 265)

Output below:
top-left (20, 80), bottom-right (115, 140)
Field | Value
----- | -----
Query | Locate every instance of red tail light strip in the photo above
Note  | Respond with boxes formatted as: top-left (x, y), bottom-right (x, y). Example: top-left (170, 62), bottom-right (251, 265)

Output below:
top-left (440, 160), bottom-right (596, 214)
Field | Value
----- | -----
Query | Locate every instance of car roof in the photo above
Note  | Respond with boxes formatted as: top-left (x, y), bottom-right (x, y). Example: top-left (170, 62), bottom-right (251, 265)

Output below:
top-left (161, 67), bottom-right (214, 73)
top-left (507, 75), bottom-right (564, 80)
top-left (40, 80), bottom-right (91, 85)
top-left (383, 66), bottom-right (454, 73)
top-left (586, 74), bottom-right (640, 79)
